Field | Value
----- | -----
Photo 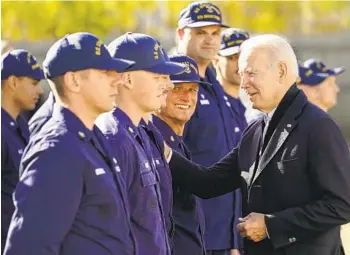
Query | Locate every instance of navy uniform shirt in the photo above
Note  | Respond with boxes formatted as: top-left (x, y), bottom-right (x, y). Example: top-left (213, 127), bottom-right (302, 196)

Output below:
top-left (4, 104), bottom-right (135, 255)
top-left (183, 68), bottom-right (237, 250)
top-left (223, 93), bottom-right (248, 251)
top-left (153, 115), bottom-right (206, 255)
top-left (28, 92), bottom-right (55, 137)
top-left (96, 108), bottom-right (171, 255)
top-left (139, 119), bottom-right (175, 248)
top-left (224, 93), bottom-right (248, 139)
top-left (1, 108), bottom-right (29, 250)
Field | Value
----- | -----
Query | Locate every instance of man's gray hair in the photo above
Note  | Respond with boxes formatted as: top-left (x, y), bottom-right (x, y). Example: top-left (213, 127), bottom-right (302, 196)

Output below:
top-left (240, 34), bottom-right (299, 77)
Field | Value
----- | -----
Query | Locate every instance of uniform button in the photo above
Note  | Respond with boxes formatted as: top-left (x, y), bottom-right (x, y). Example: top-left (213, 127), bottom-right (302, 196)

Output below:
top-left (287, 124), bottom-right (292, 128)
top-left (99, 205), bottom-right (111, 216)
top-left (150, 197), bottom-right (157, 209)
top-left (223, 96), bottom-right (228, 101)
top-left (10, 121), bottom-right (15, 126)
top-left (115, 166), bottom-right (121, 172)
top-left (113, 157), bottom-right (117, 164)
top-left (289, 237), bottom-right (296, 243)
top-left (170, 136), bottom-right (175, 142)
top-left (128, 127), bottom-right (134, 134)
top-left (78, 131), bottom-right (85, 139)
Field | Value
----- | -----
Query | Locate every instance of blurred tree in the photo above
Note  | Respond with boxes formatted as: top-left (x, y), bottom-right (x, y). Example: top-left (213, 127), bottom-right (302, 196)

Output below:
top-left (1, 1), bottom-right (350, 41)
top-left (1, 1), bottom-right (158, 40)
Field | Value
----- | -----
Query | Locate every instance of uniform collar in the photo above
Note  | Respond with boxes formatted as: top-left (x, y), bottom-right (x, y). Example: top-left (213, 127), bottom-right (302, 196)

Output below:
top-left (1, 107), bottom-right (28, 134)
top-left (112, 107), bottom-right (139, 138)
top-left (45, 92), bottom-right (56, 111)
top-left (47, 92), bottom-right (55, 104)
top-left (52, 103), bottom-right (93, 142)
top-left (139, 118), bottom-right (149, 130)
top-left (2, 107), bottom-right (19, 130)
top-left (139, 118), bottom-right (155, 136)
top-left (263, 108), bottom-right (277, 124)
top-left (152, 115), bottom-right (183, 146)
top-left (224, 94), bottom-right (246, 114)
top-left (203, 67), bottom-right (218, 87)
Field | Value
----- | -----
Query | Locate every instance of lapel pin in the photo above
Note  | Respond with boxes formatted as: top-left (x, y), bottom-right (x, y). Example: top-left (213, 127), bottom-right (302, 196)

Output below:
top-left (78, 131), bottom-right (85, 139)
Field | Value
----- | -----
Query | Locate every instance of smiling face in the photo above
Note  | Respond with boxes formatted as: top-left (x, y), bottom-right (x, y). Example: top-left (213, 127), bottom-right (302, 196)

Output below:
top-left (239, 48), bottom-right (288, 113)
top-left (159, 82), bottom-right (198, 125)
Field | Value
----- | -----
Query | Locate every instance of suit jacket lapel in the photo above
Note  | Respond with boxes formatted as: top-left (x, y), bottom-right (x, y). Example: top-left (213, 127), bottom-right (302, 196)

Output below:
top-left (241, 119), bottom-right (264, 187)
top-left (251, 92), bottom-right (307, 185)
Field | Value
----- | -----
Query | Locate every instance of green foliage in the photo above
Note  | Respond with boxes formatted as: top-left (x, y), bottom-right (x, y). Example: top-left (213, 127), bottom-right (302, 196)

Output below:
top-left (1, 1), bottom-right (350, 41)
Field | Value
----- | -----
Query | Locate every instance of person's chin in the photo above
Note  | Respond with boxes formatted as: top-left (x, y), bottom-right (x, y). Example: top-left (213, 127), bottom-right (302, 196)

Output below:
top-left (199, 53), bottom-right (216, 61)
top-left (330, 101), bottom-right (337, 109)
top-left (175, 113), bottom-right (190, 122)
top-left (103, 105), bottom-right (114, 113)
top-left (151, 103), bottom-right (161, 112)
top-left (251, 102), bottom-right (260, 110)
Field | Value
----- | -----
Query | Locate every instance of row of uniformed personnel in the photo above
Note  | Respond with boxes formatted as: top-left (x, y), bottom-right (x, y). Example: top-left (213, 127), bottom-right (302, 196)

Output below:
top-left (1, 2), bottom-right (250, 254)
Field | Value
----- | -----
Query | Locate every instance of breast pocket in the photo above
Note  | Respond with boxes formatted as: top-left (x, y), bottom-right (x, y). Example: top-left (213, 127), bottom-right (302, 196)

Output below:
top-left (153, 157), bottom-right (171, 184)
top-left (140, 161), bottom-right (157, 187)
top-left (139, 161), bottom-right (160, 210)
top-left (81, 163), bottom-right (122, 232)
top-left (132, 162), bottom-right (162, 228)
top-left (186, 115), bottom-right (220, 153)
top-left (153, 157), bottom-right (172, 212)
top-left (85, 165), bottom-right (119, 203)
top-left (276, 158), bottom-right (299, 174)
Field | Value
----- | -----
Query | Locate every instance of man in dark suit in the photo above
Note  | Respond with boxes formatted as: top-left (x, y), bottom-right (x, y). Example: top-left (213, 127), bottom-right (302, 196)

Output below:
top-left (165, 34), bottom-right (350, 255)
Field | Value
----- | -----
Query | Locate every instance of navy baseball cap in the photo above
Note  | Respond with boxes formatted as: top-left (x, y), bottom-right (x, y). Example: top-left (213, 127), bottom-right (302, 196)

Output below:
top-left (304, 58), bottom-right (345, 76)
top-left (219, 28), bottom-right (250, 56)
top-left (108, 32), bottom-right (186, 75)
top-left (43, 32), bottom-right (135, 79)
top-left (178, 1), bottom-right (229, 29)
top-left (298, 65), bottom-right (329, 86)
top-left (169, 54), bottom-right (211, 86)
top-left (1, 49), bottom-right (44, 80)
